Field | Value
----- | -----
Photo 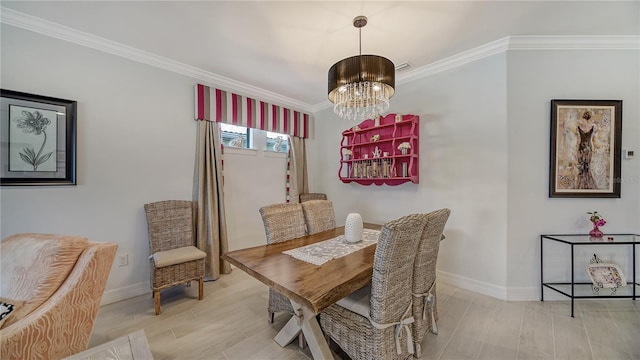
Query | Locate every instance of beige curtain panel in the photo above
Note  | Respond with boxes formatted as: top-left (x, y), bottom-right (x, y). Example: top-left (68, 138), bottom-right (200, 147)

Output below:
top-left (288, 136), bottom-right (309, 204)
top-left (193, 120), bottom-right (231, 279)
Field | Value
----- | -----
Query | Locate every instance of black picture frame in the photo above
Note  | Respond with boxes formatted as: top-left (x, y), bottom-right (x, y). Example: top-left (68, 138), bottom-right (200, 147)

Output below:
top-left (549, 99), bottom-right (622, 198)
top-left (1, 89), bottom-right (77, 185)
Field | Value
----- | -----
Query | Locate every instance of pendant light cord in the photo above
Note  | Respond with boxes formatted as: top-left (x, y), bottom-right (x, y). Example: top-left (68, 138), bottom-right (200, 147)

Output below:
top-left (358, 25), bottom-right (362, 82)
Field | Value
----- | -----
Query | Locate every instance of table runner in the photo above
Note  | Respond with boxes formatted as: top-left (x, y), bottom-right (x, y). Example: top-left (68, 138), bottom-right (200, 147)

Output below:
top-left (283, 229), bottom-right (381, 265)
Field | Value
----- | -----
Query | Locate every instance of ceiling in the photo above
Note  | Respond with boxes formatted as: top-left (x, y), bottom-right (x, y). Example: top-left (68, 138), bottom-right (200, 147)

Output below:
top-left (2, 1), bottom-right (638, 109)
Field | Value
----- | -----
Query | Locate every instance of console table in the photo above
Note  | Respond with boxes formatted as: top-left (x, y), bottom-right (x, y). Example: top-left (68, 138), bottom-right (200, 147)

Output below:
top-left (540, 234), bottom-right (639, 317)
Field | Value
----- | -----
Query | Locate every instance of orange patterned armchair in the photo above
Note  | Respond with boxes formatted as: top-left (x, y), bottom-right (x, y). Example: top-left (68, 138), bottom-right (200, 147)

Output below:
top-left (0, 233), bottom-right (117, 360)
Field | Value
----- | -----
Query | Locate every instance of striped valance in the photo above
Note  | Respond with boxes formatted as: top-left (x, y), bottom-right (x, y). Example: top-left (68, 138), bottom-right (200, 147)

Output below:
top-left (195, 84), bottom-right (309, 139)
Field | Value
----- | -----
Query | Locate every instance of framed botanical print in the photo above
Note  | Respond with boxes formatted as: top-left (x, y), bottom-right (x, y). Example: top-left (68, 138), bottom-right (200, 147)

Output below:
top-left (1, 89), bottom-right (77, 185)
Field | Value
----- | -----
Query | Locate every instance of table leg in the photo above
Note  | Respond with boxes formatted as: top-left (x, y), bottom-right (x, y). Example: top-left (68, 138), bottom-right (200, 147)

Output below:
top-left (273, 300), bottom-right (333, 360)
top-left (571, 244), bottom-right (575, 317)
top-left (540, 236), bottom-right (544, 301)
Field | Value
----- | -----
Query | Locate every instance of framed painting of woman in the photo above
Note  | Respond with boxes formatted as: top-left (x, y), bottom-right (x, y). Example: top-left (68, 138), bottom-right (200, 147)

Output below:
top-left (549, 99), bottom-right (622, 198)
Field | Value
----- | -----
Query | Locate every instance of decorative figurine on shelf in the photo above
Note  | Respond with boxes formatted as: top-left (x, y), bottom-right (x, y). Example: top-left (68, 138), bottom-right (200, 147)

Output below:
top-left (395, 114), bottom-right (403, 122)
top-left (587, 211), bottom-right (606, 237)
top-left (370, 134), bottom-right (380, 142)
top-left (343, 149), bottom-right (352, 160)
top-left (397, 142), bottom-right (411, 155)
top-left (230, 136), bottom-right (245, 148)
top-left (352, 125), bottom-right (360, 131)
top-left (374, 114), bottom-right (381, 127)
top-left (373, 146), bottom-right (382, 158)
top-left (273, 136), bottom-right (284, 152)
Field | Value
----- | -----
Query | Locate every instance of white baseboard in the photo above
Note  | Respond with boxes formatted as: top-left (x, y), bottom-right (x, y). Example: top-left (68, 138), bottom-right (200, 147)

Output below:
top-left (100, 281), bottom-right (150, 306)
top-left (437, 270), bottom-right (508, 300)
top-left (437, 270), bottom-right (572, 301)
top-left (505, 286), bottom-right (540, 301)
top-left (101, 273), bottom-right (566, 306)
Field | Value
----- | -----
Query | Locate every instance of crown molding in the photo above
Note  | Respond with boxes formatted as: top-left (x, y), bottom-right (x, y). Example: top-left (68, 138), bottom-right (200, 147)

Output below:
top-left (0, 7), bottom-right (314, 113)
top-left (397, 36), bottom-right (511, 86)
top-left (312, 37), bottom-right (510, 112)
top-left (508, 35), bottom-right (640, 50)
top-left (3, 7), bottom-right (637, 114)
top-left (315, 35), bottom-right (639, 111)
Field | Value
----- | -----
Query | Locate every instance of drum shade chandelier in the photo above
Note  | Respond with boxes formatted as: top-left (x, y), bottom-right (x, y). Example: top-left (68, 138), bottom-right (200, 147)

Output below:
top-left (328, 16), bottom-right (395, 121)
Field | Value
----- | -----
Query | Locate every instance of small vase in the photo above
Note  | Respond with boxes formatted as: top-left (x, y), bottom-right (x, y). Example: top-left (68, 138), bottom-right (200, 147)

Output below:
top-left (345, 213), bottom-right (363, 243)
top-left (589, 224), bottom-right (603, 237)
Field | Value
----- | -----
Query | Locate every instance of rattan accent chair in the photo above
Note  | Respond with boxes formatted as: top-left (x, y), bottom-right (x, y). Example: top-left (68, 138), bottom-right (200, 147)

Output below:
top-left (412, 208), bottom-right (451, 358)
top-left (319, 213), bottom-right (427, 360)
top-left (301, 200), bottom-right (336, 235)
top-left (299, 193), bottom-right (327, 202)
top-left (144, 200), bottom-right (206, 315)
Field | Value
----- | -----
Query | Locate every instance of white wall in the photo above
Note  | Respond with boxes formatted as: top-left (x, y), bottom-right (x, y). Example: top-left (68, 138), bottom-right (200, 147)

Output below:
top-left (0, 25), bottom-right (197, 301)
top-left (2, 24), bottom-right (638, 303)
top-left (0, 25), bottom-right (288, 303)
top-left (308, 54), bottom-right (511, 296)
top-left (506, 49), bottom-right (640, 298)
top-left (310, 47), bottom-right (640, 300)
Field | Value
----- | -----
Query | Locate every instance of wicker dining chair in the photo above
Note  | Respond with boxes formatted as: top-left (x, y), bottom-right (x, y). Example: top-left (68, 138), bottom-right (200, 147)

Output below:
top-left (319, 213), bottom-right (427, 360)
top-left (411, 208), bottom-right (451, 358)
top-left (299, 193), bottom-right (327, 203)
top-left (259, 202), bottom-right (308, 348)
top-left (144, 200), bottom-right (206, 315)
top-left (301, 200), bottom-right (336, 235)
top-left (259, 204), bottom-right (307, 321)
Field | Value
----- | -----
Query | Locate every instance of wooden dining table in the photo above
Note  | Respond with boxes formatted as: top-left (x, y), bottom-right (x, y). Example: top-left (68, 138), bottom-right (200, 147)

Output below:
top-left (221, 223), bottom-right (381, 360)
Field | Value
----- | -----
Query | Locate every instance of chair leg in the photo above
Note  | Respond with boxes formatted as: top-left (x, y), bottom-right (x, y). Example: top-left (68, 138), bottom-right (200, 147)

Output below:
top-left (154, 291), bottom-right (161, 315)
top-left (268, 311), bottom-right (275, 324)
top-left (414, 343), bottom-right (422, 358)
top-left (198, 278), bottom-right (204, 300)
top-left (298, 332), bottom-right (306, 349)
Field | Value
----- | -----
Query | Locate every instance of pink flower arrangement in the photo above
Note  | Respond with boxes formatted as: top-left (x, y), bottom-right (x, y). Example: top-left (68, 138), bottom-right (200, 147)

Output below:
top-left (588, 211), bottom-right (606, 227)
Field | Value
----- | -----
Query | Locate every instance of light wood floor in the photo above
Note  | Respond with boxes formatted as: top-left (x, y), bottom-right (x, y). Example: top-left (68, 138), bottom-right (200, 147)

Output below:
top-left (91, 269), bottom-right (640, 360)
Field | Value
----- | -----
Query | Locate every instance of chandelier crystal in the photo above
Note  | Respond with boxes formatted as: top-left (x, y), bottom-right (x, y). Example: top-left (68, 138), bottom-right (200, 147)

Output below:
top-left (332, 81), bottom-right (391, 121)
top-left (328, 16), bottom-right (395, 121)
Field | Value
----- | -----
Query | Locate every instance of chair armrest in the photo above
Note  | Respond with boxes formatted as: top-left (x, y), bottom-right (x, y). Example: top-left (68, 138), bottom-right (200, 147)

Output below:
top-left (0, 242), bottom-right (117, 360)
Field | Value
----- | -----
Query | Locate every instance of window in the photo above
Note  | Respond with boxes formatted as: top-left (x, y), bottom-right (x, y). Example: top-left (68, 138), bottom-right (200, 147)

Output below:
top-left (266, 131), bottom-right (289, 153)
top-left (219, 124), bottom-right (288, 152)
top-left (220, 124), bottom-right (249, 148)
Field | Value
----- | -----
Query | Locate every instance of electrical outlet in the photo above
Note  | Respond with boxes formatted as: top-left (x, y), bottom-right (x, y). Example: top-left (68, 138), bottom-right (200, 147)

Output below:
top-left (117, 253), bottom-right (128, 267)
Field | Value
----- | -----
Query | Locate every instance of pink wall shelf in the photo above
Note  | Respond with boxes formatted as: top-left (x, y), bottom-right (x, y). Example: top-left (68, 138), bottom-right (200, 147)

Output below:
top-left (338, 113), bottom-right (419, 186)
